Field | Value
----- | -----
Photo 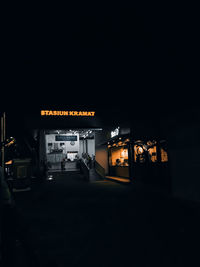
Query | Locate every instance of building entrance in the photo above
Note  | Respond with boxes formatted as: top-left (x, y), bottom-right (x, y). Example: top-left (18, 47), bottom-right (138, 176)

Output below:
top-left (44, 129), bottom-right (96, 172)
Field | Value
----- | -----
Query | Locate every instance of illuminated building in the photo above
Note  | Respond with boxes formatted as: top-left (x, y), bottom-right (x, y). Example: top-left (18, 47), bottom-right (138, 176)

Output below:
top-left (1, 107), bottom-right (170, 189)
top-left (96, 127), bottom-right (169, 184)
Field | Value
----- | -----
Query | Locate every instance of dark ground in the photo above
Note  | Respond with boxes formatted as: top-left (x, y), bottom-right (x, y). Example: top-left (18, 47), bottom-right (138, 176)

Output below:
top-left (9, 171), bottom-right (200, 267)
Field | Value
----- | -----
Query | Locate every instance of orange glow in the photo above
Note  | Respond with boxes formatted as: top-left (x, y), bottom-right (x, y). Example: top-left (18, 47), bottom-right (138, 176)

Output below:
top-left (5, 139), bottom-right (15, 147)
top-left (161, 148), bottom-right (168, 162)
top-left (105, 176), bottom-right (130, 183)
top-left (41, 110), bottom-right (95, 117)
top-left (134, 144), bottom-right (157, 163)
top-left (148, 146), bottom-right (157, 162)
top-left (5, 160), bottom-right (12, 165)
top-left (110, 147), bottom-right (129, 166)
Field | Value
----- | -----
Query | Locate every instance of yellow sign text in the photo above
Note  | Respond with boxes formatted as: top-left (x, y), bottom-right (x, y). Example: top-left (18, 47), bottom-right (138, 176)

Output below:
top-left (41, 110), bottom-right (95, 117)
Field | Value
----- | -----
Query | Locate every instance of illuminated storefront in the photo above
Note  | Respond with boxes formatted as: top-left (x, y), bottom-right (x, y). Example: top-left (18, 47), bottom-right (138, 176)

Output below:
top-left (133, 140), bottom-right (168, 164)
top-left (105, 127), bottom-right (169, 183)
top-left (134, 140), bottom-right (158, 163)
top-left (108, 135), bottom-right (130, 178)
top-left (132, 139), bottom-right (169, 186)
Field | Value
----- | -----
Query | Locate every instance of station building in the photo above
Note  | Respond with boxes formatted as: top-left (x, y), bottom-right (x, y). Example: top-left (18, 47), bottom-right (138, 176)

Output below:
top-left (1, 106), bottom-right (170, 192)
top-left (2, 103), bottom-right (200, 205)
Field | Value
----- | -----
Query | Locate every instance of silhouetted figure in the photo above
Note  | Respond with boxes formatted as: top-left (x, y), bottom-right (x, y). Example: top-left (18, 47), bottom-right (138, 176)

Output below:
top-left (61, 158), bottom-right (65, 171)
top-left (91, 155), bottom-right (95, 168)
top-left (87, 155), bottom-right (92, 169)
top-left (142, 149), bottom-right (152, 182)
top-left (41, 160), bottom-right (48, 180)
top-left (116, 158), bottom-right (121, 166)
top-left (143, 149), bottom-right (149, 164)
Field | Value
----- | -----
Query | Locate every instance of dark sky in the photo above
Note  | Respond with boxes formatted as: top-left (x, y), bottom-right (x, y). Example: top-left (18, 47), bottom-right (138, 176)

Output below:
top-left (1, 3), bottom-right (198, 118)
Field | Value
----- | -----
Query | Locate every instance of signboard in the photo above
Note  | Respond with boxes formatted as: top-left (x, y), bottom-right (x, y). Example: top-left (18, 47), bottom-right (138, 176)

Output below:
top-left (41, 110), bottom-right (95, 117)
top-left (55, 135), bottom-right (77, 141)
top-left (111, 127), bottom-right (120, 138)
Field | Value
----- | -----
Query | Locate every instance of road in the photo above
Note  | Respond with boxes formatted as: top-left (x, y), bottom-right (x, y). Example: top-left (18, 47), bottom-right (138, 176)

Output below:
top-left (12, 171), bottom-right (200, 267)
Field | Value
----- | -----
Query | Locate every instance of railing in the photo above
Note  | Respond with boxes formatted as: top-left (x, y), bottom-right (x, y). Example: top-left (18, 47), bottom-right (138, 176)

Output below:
top-left (79, 159), bottom-right (90, 181)
top-left (94, 160), bottom-right (105, 178)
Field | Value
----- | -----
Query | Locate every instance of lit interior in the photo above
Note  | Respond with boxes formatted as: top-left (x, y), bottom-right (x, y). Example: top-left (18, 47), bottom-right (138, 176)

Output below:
top-left (161, 148), bottom-right (168, 162)
top-left (110, 146), bottom-right (129, 166)
top-left (5, 160), bottom-right (13, 165)
top-left (148, 145), bottom-right (157, 162)
top-left (134, 141), bottom-right (168, 163)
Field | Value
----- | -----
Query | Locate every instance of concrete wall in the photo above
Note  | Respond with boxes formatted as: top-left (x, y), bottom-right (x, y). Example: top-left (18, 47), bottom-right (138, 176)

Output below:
top-left (160, 108), bottom-right (200, 202)
top-left (168, 147), bottom-right (200, 202)
top-left (95, 145), bottom-right (109, 175)
top-left (95, 129), bottom-right (109, 175)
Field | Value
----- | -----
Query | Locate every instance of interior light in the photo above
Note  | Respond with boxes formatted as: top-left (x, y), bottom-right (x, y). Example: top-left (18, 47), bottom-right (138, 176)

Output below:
top-left (47, 175), bottom-right (53, 180)
top-left (138, 147), bottom-right (143, 153)
top-left (5, 160), bottom-right (12, 165)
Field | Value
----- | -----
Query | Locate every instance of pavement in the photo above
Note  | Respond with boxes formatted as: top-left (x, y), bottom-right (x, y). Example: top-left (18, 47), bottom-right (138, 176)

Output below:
top-left (8, 170), bottom-right (200, 267)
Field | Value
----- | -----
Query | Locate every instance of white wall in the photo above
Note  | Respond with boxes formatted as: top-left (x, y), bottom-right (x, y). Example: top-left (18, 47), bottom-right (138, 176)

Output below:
top-left (87, 139), bottom-right (95, 157)
top-left (79, 139), bottom-right (95, 157)
top-left (45, 134), bottom-right (79, 155)
top-left (79, 139), bottom-right (84, 157)
top-left (46, 134), bottom-right (95, 159)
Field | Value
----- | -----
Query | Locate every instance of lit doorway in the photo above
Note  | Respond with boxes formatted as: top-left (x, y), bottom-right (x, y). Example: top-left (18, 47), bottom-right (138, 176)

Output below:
top-left (44, 129), bottom-right (96, 172)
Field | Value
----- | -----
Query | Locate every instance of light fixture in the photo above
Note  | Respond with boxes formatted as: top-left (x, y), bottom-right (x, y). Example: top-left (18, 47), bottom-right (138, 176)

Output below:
top-left (138, 147), bottom-right (143, 153)
top-left (47, 175), bottom-right (53, 181)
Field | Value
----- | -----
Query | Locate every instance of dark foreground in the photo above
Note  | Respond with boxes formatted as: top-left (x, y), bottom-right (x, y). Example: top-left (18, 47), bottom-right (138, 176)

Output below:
top-left (4, 172), bottom-right (200, 267)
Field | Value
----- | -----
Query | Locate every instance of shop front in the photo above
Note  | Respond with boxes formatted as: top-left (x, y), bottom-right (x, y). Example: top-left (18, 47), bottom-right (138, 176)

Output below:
top-left (108, 135), bottom-right (130, 179)
top-left (105, 127), bottom-right (169, 185)
top-left (132, 139), bottom-right (169, 189)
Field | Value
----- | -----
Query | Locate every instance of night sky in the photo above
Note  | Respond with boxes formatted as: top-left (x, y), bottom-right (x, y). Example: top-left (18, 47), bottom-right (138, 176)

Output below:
top-left (1, 3), bottom-right (198, 118)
